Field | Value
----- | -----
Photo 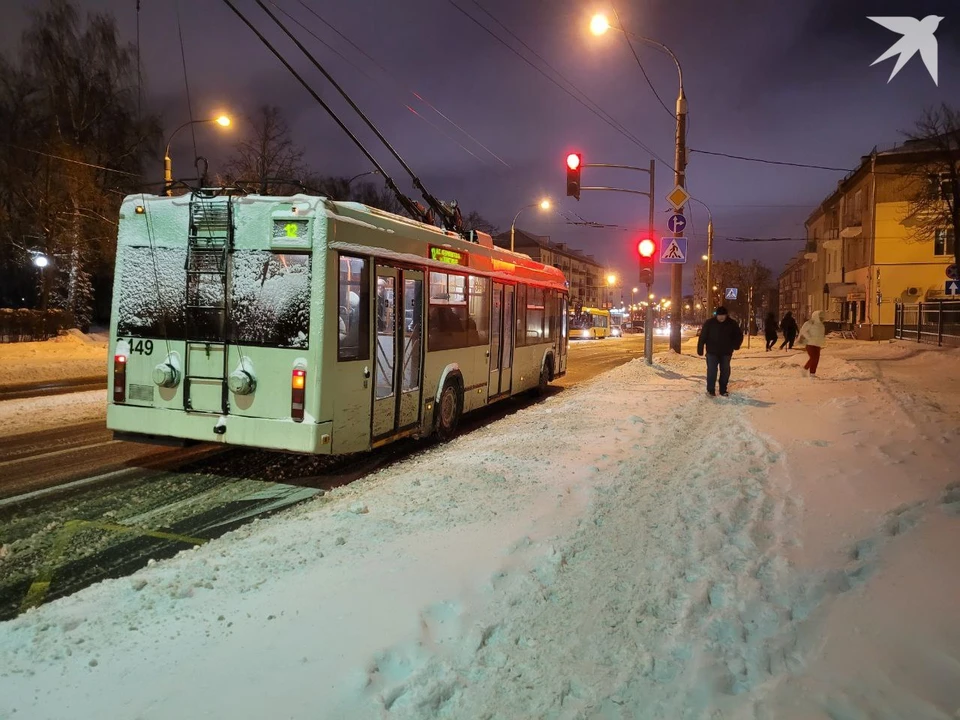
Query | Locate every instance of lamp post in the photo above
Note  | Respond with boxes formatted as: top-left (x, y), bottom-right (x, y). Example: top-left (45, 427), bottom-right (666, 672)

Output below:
top-left (606, 273), bottom-right (617, 310)
top-left (164, 114), bottom-right (231, 196)
top-left (348, 170), bottom-right (380, 187)
top-left (591, 13), bottom-right (686, 354)
top-left (510, 198), bottom-right (551, 252)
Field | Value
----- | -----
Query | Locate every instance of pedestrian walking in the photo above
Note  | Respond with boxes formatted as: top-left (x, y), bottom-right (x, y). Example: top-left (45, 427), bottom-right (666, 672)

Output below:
top-left (764, 311), bottom-right (778, 352)
top-left (799, 311), bottom-right (826, 376)
top-left (697, 306), bottom-right (744, 397)
top-left (779, 311), bottom-right (798, 350)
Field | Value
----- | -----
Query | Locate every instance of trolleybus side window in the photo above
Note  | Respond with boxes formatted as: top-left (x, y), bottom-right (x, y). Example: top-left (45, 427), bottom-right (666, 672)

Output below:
top-left (515, 284), bottom-right (527, 347)
top-left (338, 255), bottom-right (370, 361)
top-left (526, 286), bottom-right (545, 341)
top-left (467, 276), bottom-right (490, 347)
top-left (428, 271), bottom-right (467, 351)
top-left (230, 251), bottom-right (311, 348)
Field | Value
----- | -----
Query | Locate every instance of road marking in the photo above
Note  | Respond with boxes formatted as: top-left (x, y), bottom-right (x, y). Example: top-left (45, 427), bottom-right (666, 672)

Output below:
top-left (20, 519), bottom-right (207, 611)
top-left (0, 440), bottom-right (119, 469)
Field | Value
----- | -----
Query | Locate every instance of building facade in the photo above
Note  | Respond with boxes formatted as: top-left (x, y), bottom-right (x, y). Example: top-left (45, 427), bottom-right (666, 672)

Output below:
top-left (781, 140), bottom-right (956, 339)
top-left (493, 229), bottom-right (606, 308)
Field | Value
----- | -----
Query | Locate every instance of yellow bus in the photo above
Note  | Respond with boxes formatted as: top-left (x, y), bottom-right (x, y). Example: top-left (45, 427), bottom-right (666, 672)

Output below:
top-left (569, 307), bottom-right (610, 339)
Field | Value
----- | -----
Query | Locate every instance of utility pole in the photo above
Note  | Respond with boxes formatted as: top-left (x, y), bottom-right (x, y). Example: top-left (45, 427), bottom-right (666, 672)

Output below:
top-left (670, 88), bottom-right (688, 354)
top-left (706, 216), bottom-right (714, 313)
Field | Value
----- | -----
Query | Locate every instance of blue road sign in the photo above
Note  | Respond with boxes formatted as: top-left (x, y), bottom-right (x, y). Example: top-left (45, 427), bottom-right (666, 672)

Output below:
top-left (725, 288), bottom-right (738, 300)
top-left (667, 214), bottom-right (686, 234)
top-left (946, 280), bottom-right (960, 296)
top-left (660, 236), bottom-right (687, 264)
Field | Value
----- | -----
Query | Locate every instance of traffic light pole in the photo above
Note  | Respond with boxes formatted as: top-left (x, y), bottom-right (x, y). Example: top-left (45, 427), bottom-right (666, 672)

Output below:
top-left (645, 158), bottom-right (655, 366)
top-left (574, 159), bottom-right (656, 364)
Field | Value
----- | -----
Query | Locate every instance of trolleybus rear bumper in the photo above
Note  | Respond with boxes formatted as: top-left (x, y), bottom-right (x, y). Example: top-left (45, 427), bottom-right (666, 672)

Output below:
top-left (108, 404), bottom-right (335, 454)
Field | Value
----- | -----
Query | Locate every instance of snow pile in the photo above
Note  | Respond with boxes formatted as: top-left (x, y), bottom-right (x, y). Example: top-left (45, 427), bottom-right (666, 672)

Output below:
top-left (0, 334), bottom-right (107, 386)
top-left (0, 340), bottom-right (958, 719)
top-left (0, 390), bottom-right (106, 436)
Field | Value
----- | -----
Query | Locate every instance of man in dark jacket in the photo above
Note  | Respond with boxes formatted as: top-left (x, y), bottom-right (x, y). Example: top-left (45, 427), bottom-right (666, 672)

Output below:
top-left (697, 307), bottom-right (744, 397)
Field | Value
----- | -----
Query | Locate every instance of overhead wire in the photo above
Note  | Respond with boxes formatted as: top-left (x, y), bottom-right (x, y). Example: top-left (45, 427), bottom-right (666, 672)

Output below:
top-left (611, 5), bottom-right (674, 120)
top-left (269, 1), bottom-right (489, 167)
top-left (175, 0), bottom-right (199, 162)
top-left (294, 0), bottom-right (510, 168)
top-left (446, 0), bottom-right (673, 170)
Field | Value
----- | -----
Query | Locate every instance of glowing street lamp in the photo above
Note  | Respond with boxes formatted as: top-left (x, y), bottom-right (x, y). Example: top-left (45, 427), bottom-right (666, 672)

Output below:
top-left (164, 114), bottom-right (232, 196)
top-left (590, 14), bottom-right (611, 36)
top-left (510, 198), bottom-right (552, 252)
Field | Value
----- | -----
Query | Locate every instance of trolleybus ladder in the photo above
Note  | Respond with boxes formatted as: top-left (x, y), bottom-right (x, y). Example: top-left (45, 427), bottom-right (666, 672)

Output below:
top-left (183, 193), bottom-right (234, 414)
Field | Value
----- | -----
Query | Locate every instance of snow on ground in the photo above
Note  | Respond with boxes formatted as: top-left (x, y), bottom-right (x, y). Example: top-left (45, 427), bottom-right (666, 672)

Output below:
top-left (0, 390), bottom-right (106, 436)
top-left (0, 332), bottom-right (107, 387)
top-left (1, 340), bottom-right (959, 719)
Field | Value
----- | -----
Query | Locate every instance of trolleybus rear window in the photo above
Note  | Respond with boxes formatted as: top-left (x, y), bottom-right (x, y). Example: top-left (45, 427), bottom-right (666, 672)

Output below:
top-left (229, 251), bottom-right (311, 348)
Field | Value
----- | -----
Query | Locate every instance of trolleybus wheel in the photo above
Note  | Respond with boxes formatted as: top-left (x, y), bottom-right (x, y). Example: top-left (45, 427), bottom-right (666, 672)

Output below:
top-left (533, 358), bottom-right (552, 397)
top-left (435, 378), bottom-right (463, 441)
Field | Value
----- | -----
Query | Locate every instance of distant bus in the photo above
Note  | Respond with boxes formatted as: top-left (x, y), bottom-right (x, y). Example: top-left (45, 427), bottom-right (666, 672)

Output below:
top-left (107, 192), bottom-right (568, 454)
top-left (569, 307), bottom-right (610, 339)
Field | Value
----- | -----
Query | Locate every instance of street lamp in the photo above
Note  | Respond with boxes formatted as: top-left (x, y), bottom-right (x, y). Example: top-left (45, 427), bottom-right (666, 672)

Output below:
top-left (510, 198), bottom-right (551, 252)
top-left (590, 12), bottom-right (687, 354)
top-left (164, 114), bottom-right (232, 196)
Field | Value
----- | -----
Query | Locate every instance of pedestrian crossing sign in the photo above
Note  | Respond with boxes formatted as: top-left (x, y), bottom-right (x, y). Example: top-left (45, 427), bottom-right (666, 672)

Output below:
top-left (660, 237), bottom-right (687, 264)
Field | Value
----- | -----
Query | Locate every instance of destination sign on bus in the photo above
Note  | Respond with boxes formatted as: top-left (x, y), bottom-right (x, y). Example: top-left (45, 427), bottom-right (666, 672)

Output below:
top-left (429, 246), bottom-right (468, 266)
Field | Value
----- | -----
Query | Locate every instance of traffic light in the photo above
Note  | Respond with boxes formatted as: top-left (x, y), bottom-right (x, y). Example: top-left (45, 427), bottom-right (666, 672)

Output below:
top-left (566, 153), bottom-right (581, 200)
top-left (638, 237), bottom-right (656, 285)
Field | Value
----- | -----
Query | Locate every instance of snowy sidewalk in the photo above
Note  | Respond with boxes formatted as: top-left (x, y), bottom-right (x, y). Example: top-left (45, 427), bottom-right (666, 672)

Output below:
top-left (0, 341), bottom-right (958, 719)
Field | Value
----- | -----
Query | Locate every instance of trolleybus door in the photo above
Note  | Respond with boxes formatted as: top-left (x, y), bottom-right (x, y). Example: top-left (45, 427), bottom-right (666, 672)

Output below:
top-left (501, 284), bottom-right (515, 395)
top-left (557, 295), bottom-right (568, 375)
top-left (372, 265), bottom-right (423, 438)
top-left (488, 282), bottom-right (503, 397)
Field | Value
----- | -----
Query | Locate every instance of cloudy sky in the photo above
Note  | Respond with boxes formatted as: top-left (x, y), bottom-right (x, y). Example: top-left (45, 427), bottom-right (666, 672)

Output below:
top-left (2, 0), bottom-right (958, 297)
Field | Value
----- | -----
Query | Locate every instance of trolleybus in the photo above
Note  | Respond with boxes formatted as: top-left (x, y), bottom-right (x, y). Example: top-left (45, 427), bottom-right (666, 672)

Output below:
top-left (107, 192), bottom-right (568, 454)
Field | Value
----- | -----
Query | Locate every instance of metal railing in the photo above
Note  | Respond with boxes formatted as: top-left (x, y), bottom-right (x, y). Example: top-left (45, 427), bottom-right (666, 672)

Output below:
top-left (894, 300), bottom-right (960, 347)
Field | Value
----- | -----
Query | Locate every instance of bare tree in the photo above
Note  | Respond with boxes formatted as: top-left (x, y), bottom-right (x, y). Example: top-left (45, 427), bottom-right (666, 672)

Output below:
top-left (902, 104), bottom-right (960, 271)
top-left (224, 105), bottom-right (306, 195)
top-left (693, 259), bottom-right (773, 321)
top-left (462, 211), bottom-right (499, 235)
top-left (0, 0), bottom-right (160, 326)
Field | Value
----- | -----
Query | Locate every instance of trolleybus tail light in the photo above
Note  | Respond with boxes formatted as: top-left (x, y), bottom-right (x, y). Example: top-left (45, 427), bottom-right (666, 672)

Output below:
top-left (114, 354), bottom-right (127, 403)
top-left (291, 368), bottom-right (306, 422)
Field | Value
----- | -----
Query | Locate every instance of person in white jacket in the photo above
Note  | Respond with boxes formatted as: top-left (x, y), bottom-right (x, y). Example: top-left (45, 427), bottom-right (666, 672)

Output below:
top-left (799, 310), bottom-right (826, 375)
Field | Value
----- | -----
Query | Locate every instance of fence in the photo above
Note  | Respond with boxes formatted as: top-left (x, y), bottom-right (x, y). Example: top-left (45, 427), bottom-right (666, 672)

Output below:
top-left (894, 300), bottom-right (960, 347)
top-left (0, 308), bottom-right (75, 343)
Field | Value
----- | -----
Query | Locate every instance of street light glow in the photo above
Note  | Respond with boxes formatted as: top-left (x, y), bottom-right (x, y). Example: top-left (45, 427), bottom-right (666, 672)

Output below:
top-left (590, 14), bottom-right (611, 36)
top-left (649, 293), bottom-right (655, 300)
top-left (32, 254), bottom-right (49, 268)
top-left (607, 274), bottom-right (617, 285)
top-left (215, 115), bottom-right (231, 127)
top-left (539, 198), bottom-right (551, 210)
top-left (701, 254), bottom-right (709, 261)
top-left (632, 287), bottom-right (638, 293)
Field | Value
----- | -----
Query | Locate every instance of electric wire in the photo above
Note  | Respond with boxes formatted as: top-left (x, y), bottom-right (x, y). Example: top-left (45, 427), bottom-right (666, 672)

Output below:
top-left (295, 0), bottom-right (510, 168)
top-left (269, 1), bottom-right (489, 167)
top-left (218, 0), bottom-right (425, 223)
top-left (175, 0), bottom-right (199, 163)
top-left (611, 4), bottom-right (674, 120)
top-left (251, 0), bottom-right (455, 228)
top-left (446, 0), bottom-right (673, 170)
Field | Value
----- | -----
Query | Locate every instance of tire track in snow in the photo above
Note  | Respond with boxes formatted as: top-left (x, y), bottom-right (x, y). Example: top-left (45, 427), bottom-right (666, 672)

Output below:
top-left (349, 381), bottom-right (818, 719)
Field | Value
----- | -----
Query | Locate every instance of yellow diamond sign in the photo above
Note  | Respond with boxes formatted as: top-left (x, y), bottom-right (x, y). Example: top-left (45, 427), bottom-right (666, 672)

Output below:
top-left (666, 185), bottom-right (690, 210)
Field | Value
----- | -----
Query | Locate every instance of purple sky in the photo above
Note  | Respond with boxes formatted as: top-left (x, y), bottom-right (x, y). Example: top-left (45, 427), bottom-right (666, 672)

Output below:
top-left (2, 0), bottom-right (958, 296)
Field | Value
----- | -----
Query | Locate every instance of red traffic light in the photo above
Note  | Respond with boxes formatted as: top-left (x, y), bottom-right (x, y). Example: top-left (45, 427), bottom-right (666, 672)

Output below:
top-left (566, 153), bottom-right (581, 171)
top-left (638, 238), bottom-right (656, 257)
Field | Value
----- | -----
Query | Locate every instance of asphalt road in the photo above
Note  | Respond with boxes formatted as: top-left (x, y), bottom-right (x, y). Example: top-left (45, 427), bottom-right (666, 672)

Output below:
top-left (0, 376), bottom-right (107, 402)
top-left (0, 334), bottom-right (667, 619)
